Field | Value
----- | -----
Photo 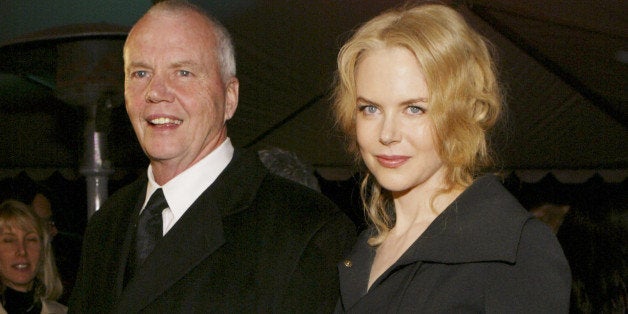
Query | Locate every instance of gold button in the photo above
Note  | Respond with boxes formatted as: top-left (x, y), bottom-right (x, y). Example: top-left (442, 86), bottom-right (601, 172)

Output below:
top-left (343, 259), bottom-right (352, 267)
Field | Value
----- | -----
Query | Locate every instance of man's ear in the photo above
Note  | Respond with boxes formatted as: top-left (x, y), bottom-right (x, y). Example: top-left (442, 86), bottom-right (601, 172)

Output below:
top-left (224, 77), bottom-right (239, 121)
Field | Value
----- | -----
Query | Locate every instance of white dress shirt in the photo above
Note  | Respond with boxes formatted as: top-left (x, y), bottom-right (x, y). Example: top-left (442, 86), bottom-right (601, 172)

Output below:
top-left (141, 138), bottom-right (234, 235)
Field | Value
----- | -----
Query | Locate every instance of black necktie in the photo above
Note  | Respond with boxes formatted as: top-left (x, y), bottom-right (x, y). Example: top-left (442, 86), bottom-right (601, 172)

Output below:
top-left (135, 188), bottom-right (167, 269)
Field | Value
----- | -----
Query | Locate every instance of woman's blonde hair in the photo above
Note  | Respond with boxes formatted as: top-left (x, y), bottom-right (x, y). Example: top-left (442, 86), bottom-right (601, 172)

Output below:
top-left (0, 200), bottom-right (63, 301)
top-left (332, 3), bottom-right (502, 244)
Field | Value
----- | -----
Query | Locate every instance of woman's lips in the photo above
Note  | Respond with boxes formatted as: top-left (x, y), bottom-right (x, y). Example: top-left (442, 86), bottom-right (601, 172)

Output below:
top-left (11, 262), bottom-right (32, 272)
top-left (376, 155), bottom-right (409, 168)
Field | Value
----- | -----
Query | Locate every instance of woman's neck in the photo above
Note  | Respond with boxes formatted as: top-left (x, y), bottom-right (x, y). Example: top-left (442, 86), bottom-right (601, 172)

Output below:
top-left (391, 178), bottom-right (462, 236)
top-left (3, 285), bottom-right (39, 314)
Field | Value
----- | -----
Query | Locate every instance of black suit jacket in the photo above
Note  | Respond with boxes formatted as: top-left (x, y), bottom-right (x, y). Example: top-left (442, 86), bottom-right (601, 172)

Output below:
top-left (69, 149), bottom-right (356, 313)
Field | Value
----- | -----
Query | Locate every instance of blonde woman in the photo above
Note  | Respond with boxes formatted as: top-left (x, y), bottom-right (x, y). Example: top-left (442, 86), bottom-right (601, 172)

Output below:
top-left (332, 3), bottom-right (570, 313)
top-left (0, 200), bottom-right (66, 314)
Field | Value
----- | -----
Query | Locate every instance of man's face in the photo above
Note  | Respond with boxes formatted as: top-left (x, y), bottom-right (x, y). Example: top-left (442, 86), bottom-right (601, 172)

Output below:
top-left (123, 9), bottom-right (238, 182)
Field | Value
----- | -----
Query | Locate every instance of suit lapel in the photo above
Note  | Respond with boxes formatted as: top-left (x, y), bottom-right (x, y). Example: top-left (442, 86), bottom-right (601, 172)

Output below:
top-left (115, 149), bottom-right (267, 312)
top-left (91, 178), bottom-right (147, 300)
top-left (114, 185), bottom-right (147, 297)
top-left (117, 192), bottom-right (225, 312)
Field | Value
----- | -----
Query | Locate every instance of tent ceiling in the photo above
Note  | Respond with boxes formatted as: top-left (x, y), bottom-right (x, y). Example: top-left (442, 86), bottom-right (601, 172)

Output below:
top-left (0, 0), bottom-right (626, 176)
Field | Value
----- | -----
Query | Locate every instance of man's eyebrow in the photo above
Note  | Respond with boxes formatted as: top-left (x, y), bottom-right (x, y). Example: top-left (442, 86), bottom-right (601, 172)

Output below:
top-left (171, 60), bottom-right (198, 68)
top-left (126, 61), bottom-right (150, 70)
top-left (126, 61), bottom-right (199, 69)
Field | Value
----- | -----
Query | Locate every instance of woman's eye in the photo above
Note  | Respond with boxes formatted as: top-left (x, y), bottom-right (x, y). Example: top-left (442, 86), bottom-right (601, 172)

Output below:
top-left (179, 70), bottom-right (191, 77)
top-left (358, 104), bottom-right (378, 114)
top-left (2, 238), bottom-right (14, 243)
top-left (407, 106), bottom-right (425, 115)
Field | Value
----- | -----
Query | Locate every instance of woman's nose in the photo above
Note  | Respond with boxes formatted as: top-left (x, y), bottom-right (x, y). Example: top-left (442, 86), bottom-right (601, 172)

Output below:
top-left (15, 242), bottom-right (26, 256)
top-left (379, 116), bottom-right (400, 145)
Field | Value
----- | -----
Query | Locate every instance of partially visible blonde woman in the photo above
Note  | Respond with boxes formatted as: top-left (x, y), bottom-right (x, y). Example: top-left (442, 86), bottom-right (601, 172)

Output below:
top-left (332, 3), bottom-right (571, 313)
top-left (0, 200), bottom-right (66, 314)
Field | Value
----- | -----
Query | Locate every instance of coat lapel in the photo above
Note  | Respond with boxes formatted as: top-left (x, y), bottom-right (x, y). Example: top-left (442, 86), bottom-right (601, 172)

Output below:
top-left (116, 193), bottom-right (226, 312)
top-left (113, 184), bottom-right (146, 298)
top-left (115, 149), bottom-right (267, 312)
top-left (338, 230), bottom-right (374, 309)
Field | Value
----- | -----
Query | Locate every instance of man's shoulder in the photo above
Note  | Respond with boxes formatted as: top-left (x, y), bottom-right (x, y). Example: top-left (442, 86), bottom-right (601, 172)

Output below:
top-left (110, 176), bottom-right (146, 199)
top-left (89, 177), bottom-right (146, 223)
top-left (226, 149), bottom-right (338, 213)
top-left (259, 173), bottom-right (337, 210)
top-left (249, 173), bottom-right (352, 240)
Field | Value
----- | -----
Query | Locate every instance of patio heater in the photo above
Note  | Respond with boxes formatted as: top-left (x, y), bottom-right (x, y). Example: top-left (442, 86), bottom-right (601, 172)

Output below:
top-left (0, 24), bottom-right (128, 218)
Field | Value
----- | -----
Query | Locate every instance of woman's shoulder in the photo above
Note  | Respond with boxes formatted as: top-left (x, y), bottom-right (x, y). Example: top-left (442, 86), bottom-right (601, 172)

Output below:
top-left (41, 299), bottom-right (67, 314)
top-left (519, 216), bottom-right (567, 259)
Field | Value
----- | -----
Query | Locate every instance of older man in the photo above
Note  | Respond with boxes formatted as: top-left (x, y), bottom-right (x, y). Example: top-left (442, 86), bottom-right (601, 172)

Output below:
top-left (69, 1), bottom-right (355, 313)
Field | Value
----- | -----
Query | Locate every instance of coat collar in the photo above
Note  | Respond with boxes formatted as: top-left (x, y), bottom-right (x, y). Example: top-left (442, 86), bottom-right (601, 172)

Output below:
top-left (0, 298), bottom-right (67, 314)
top-left (401, 174), bottom-right (529, 264)
top-left (116, 149), bottom-right (268, 312)
top-left (339, 174), bottom-right (531, 308)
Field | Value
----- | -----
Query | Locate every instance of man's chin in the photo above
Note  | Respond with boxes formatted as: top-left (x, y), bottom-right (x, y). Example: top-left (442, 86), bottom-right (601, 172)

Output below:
top-left (145, 150), bottom-right (180, 163)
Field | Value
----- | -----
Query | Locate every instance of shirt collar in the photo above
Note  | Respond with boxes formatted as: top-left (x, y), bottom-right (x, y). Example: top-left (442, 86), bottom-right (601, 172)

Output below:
top-left (144, 138), bottom-right (234, 222)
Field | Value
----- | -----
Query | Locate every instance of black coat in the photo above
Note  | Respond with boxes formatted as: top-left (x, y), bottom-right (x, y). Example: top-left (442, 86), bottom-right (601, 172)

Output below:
top-left (69, 149), bottom-right (356, 313)
top-left (336, 175), bottom-right (571, 313)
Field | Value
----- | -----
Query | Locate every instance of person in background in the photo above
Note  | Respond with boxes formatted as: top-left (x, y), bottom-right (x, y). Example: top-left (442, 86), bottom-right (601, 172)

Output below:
top-left (527, 188), bottom-right (627, 313)
top-left (257, 147), bottom-right (321, 192)
top-left (0, 177), bottom-right (58, 239)
top-left (69, 1), bottom-right (355, 312)
top-left (0, 176), bottom-right (80, 306)
top-left (0, 200), bottom-right (66, 313)
top-left (557, 206), bottom-right (626, 313)
top-left (331, 3), bottom-right (571, 312)
top-left (530, 202), bottom-right (571, 234)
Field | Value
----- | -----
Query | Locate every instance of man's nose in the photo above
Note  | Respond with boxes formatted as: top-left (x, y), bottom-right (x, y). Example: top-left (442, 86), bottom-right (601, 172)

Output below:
top-left (145, 74), bottom-right (174, 103)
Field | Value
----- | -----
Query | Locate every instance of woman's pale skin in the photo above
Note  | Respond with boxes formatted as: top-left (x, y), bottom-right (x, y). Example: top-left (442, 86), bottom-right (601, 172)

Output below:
top-left (354, 46), bottom-right (462, 289)
top-left (0, 224), bottom-right (41, 292)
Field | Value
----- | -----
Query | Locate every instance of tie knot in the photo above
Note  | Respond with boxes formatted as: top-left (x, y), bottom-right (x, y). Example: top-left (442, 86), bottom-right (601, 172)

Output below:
top-left (144, 188), bottom-right (168, 215)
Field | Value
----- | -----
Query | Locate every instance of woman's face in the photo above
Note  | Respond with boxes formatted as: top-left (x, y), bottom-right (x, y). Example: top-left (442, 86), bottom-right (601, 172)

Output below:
top-left (355, 46), bottom-right (446, 194)
top-left (0, 224), bottom-right (41, 292)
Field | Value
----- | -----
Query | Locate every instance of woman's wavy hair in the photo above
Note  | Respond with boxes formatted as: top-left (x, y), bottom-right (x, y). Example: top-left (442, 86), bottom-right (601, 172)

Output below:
top-left (332, 3), bottom-right (502, 244)
top-left (0, 200), bottom-right (63, 301)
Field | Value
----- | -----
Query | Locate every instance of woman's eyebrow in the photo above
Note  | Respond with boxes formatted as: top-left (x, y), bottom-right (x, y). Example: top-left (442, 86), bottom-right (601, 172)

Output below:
top-left (356, 96), bottom-right (429, 106)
